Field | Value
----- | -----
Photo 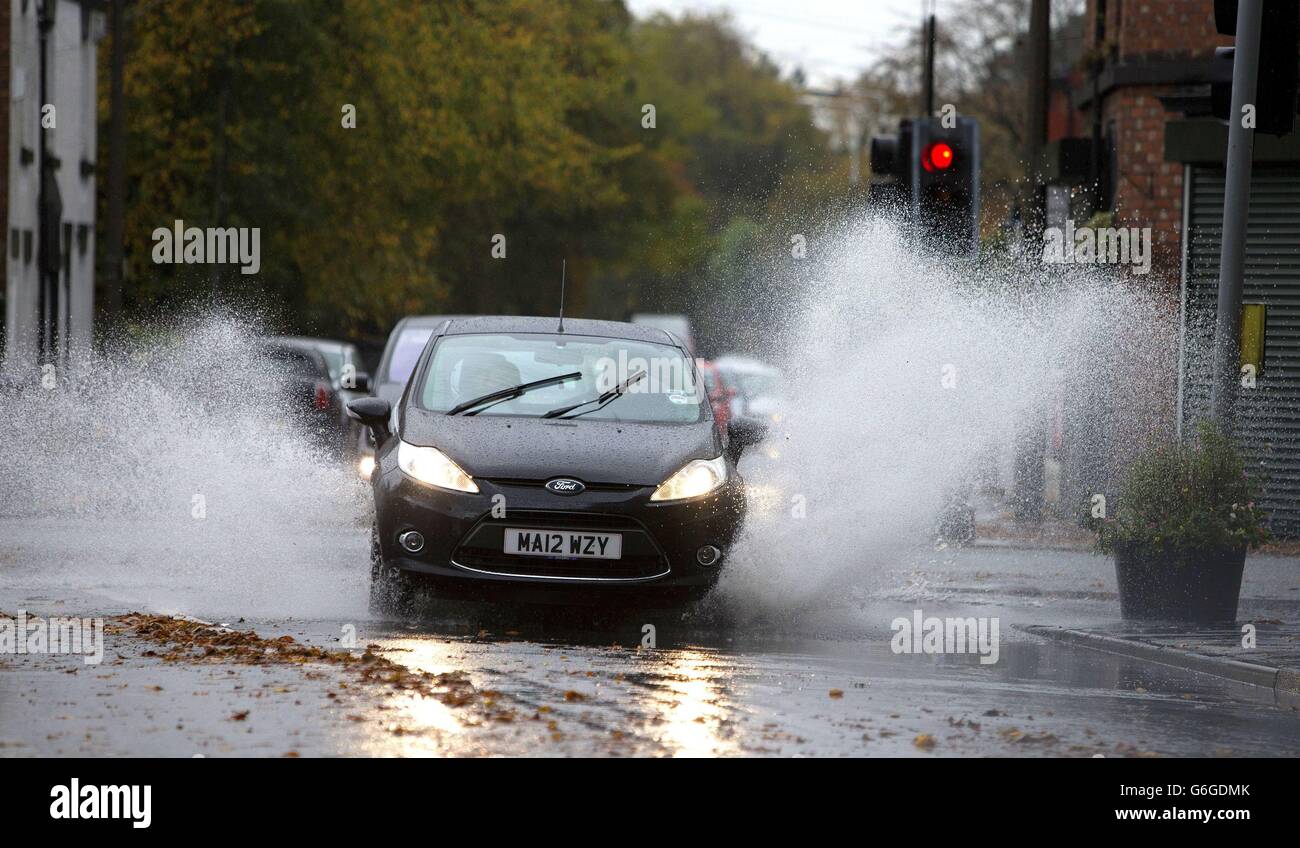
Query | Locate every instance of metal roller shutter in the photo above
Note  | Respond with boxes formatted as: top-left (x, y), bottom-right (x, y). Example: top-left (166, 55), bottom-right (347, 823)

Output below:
top-left (1181, 164), bottom-right (1300, 536)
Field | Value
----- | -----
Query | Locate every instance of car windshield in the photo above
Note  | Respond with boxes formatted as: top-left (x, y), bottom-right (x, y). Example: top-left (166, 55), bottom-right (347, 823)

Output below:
top-left (265, 346), bottom-right (324, 378)
top-left (319, 349), bottom-right (344, 383)
top-left (385, 327), bottom-right (434, 386)
top-left (419, 333), bottom-right (705, 423)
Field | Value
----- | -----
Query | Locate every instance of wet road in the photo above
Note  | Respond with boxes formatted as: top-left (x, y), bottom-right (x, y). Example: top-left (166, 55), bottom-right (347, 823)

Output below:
top-left (274, 611), bottom-right (1300, 757)
top-left (3, 520), bottom-right (1299, 757)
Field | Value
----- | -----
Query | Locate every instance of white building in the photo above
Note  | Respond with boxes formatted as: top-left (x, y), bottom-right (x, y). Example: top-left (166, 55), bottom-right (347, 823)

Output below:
top-left (2, 0), bottom-right (104, 375)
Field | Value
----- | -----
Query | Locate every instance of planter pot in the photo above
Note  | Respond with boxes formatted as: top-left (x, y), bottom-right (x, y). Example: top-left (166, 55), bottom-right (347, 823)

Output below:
top-left (1113, 542), bottom-right (1246, 624)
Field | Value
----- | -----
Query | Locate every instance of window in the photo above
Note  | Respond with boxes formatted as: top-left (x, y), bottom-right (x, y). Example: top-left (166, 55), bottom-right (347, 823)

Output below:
top-left (419, 333), bottom-right (705, 424)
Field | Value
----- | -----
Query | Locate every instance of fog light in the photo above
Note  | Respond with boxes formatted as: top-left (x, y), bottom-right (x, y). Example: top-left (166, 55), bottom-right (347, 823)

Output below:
top-left (696, 545), bottom-right (722, 566)
top-left (398, 530), bottom-right (425, 554)
top-left (358, 454), bottom-right (376, 479)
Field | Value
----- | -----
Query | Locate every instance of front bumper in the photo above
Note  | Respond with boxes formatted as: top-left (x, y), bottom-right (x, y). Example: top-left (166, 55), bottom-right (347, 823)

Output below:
top-left (371, 455), bottom-right (746, 601)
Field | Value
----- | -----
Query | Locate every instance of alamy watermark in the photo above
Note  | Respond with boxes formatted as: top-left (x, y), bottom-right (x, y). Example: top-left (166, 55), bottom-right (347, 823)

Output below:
top-left (1, 611), bottom-right (104, 665)
top-left (151, 219), bottom-right (261, 275)
top-left (891, 609), bottom-right (999, 665)
top-left (1041, 220), bottom-right (1152, 275)
top-left (50, 779), bottom-right (151, 828)
top-left (594, 351), bottom-right (701, 398)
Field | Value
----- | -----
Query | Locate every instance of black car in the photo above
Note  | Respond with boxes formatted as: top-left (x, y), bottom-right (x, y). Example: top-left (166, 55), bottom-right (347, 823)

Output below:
top-left (348, 316), bottom-right (757, 612)
top-left (261, 342), bottom-right (344, 444)
top-left (271, 335), bottom-right (372, 463)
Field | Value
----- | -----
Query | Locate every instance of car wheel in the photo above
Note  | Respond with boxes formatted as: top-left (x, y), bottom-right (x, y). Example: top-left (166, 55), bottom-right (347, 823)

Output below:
top-left (368, 524), bottom-right (418, 616)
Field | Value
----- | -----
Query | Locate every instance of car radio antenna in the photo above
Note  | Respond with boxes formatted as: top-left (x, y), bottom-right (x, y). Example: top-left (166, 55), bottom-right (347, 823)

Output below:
top-left (557, 259), bottom-right (566, 333)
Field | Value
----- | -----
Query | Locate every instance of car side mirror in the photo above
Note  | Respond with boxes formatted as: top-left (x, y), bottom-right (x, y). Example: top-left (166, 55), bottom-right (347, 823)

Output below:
top-left (726, 417), bottom-right (765, 463)
top-left (349, 371), bottom-right (371, 393)
top-left (347, 397), bottom-right (392, 445)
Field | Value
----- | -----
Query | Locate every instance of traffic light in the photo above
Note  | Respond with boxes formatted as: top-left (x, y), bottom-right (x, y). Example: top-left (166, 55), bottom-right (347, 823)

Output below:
top-left (869, 119), bottom-right (914, 210)
top-left (921, 141), bottom-right (954, 171)
top-left (869, 117), bottom-right (980, 255)
top-left (911, 117), bottom-right (980, 255)
top-left (1211, 0), bottom-right (1299, 136)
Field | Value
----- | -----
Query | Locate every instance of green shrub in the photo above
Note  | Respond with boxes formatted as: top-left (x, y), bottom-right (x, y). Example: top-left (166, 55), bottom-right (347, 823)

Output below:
top-left (1091, 423), bottom-right (1269, 556)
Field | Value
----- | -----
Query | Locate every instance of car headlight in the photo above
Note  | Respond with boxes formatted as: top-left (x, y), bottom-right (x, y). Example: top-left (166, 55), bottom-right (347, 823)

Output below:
top-left (397, 440), bottom-right (479, 493)
top-left (650, 455), bottom-right (727, 502)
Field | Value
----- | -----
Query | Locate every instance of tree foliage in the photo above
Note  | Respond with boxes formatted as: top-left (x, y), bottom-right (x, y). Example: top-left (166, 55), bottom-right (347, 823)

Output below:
top-left (100, 1), bottom-right (844, 350)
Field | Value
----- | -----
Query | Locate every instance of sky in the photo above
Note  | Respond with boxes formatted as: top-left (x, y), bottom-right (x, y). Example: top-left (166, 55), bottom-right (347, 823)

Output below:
top-left (624, 0), bottom-right (925, 89)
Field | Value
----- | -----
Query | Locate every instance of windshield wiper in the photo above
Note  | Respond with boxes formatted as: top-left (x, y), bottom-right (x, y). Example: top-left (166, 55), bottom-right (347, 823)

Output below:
top-left (542, 370), bottom-right (646, 419)
top-left (447, 371), bottom-right (582, 416)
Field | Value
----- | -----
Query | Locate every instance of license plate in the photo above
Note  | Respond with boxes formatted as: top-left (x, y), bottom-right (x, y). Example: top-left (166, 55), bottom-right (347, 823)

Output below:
top-left (503, 528), bottom-right (623, 560)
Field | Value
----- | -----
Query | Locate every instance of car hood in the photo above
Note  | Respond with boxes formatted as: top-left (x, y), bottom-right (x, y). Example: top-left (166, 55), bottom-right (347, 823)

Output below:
top-left (399, 411), bottom-right (721, 486)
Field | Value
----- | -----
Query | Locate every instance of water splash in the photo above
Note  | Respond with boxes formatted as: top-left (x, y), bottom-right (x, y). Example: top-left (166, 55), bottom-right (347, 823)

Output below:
top-left (718, 215), bottom-right (1179, 614)
top-left (0, 220), bottom-right (1179, 625)
top-left (0, 310), bottom-right (370, 618)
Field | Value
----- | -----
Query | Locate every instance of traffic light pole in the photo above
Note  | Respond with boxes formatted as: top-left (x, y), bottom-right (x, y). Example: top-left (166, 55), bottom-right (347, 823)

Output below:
top-left (1025, 0), bottom-right (1050, 243)
top-left (1210, 0), bottom-right (1263, 429)
top-left (921, 14), bottom-right (935, 118)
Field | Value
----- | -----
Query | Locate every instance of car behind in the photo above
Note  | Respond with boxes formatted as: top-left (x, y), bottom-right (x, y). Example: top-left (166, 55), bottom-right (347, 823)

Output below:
top-left (261, 341), bottom-right (344, 445)
top-left (271, 336), bottom-right (370, 457)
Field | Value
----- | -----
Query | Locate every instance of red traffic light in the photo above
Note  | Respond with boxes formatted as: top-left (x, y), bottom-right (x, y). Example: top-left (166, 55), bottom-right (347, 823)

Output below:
top-left (923, 142), bottom-right (955, 171)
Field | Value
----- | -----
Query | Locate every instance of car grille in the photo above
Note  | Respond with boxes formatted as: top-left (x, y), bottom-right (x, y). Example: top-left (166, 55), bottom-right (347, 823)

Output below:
top-left (481, 477), bottom-right (643, 493)
top-left (452, 510), bottom-right (669, 581)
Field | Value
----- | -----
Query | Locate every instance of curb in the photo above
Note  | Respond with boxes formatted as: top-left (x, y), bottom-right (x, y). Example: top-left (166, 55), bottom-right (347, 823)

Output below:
top-left (1018, 624), bottom-right (1300, 695)
top-left (968, 539), bottom-right (1092, 553)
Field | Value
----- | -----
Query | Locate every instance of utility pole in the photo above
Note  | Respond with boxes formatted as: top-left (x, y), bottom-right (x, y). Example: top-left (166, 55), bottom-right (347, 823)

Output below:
top-left (103, 0), bottom-right (127, 320)
top-left (802, 87), bottom-right (864, 186)
top-left (1011, 0), bottom-right (1050, 523)
top-left (921, 12), bottom-right (936, 118)
top-left (848, 117), bottom-right (861, 186)
top-left (1024, 0), bottom-right (1050, 243)
top-left (1209, 0), bottom-right (1262, 429)
top-left (842, 84), bottom-right (861, 186)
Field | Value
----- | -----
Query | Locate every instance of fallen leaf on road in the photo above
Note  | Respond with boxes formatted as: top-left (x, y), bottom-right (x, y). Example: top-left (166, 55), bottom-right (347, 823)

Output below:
top-left (998, 727), bottom-right (1057, 745)
top-left (114, 613), bottom-right (509, 724)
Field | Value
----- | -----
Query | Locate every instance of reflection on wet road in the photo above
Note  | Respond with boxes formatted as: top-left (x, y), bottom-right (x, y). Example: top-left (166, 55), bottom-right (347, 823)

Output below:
top-left (4, 539), bottom-right (1298, 757)
top-left (313, 606), bottom-right (1300, 757)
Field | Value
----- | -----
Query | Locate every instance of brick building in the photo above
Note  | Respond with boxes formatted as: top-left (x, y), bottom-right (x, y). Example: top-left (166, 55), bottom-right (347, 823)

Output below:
top-left (1043, 1), bottom-right (1232, 284)
top-left (1045, 0), bottom-right (1300, 534)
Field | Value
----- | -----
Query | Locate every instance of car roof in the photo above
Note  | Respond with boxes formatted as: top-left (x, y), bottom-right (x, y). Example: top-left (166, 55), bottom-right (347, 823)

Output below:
top-left (263, 341), bottom-right (329, 368)
top-left (441, 315), bottom-right (679, 346)
top-left (712, 355), bottom-right (779, 375)
top-left (271, 335), bottom-right (352, 353)
top-left (393, 314), bottom-right (473, 330)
